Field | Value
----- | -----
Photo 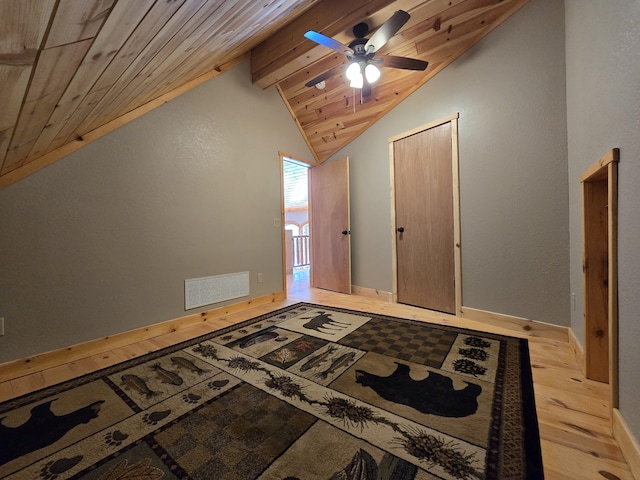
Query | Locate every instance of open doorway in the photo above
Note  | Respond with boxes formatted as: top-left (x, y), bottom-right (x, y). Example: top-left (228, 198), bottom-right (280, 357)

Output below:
top-left (581, 148), bottom-right (619, 415)
top-left (282, 155), bottom-right (310, 297)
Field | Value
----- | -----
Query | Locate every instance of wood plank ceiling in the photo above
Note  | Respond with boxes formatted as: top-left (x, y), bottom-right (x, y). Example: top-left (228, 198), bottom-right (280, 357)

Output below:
top-left (0, 0), bottom-right (528, 189)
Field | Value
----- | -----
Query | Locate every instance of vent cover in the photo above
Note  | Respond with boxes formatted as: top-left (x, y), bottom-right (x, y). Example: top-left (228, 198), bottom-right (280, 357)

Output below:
top-left (185, 271), bottom-right (249, 310)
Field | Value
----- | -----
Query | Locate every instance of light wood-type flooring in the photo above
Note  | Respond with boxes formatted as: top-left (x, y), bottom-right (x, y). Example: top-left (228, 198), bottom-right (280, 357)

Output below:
top-left (0, 269), bottom-right (634, 479)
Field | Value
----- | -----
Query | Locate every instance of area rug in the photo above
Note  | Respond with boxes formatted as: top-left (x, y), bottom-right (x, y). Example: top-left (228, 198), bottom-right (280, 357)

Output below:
top-left (0, 303), bottom-right (543, 479)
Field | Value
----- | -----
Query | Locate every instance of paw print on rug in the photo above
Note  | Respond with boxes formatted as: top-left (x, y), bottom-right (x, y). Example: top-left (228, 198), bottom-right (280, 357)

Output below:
top-left (105, 429), bottom-right (129, 446)
top-left (182, 393), bottom-right (201, 404)
top-left (39, 456), bottom-right (83, 479)
top-left (142, 409), bottom-right (171, 426)
top-left (207, 379), bottom-right (230, 390)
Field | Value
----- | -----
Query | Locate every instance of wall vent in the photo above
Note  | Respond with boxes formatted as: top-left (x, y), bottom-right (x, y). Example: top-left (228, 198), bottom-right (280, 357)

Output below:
top-left (185, 271), bottom-right (249, 310)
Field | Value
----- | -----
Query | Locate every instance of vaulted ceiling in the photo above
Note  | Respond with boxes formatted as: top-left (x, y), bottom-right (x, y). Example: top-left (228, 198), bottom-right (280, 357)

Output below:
top-left (0, 0), bottom-right (528, 189)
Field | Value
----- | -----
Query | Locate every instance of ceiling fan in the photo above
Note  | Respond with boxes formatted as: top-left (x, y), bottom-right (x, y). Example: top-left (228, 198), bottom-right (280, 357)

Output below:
top-left (303, 10), bottom-right (428, 96)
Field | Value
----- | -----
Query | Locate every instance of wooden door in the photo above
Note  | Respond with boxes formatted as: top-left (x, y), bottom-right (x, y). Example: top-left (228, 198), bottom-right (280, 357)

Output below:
top-left (309, 157), bottom-right (351, 294)
top-left (393, 122), bottom-right (455, 313)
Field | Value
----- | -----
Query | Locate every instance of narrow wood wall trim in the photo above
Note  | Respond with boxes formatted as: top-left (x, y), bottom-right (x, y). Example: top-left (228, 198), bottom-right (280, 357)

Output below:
top-left (388, 113), bottom-right (460, 143)
top-left (459, 306), bottom-right (569, 342)
top-left (389, 140), bottom-right (398, 303)
top-left (279, 155), bottom-right (287, 297)
top-left (0, 290), bottom-right (285, 383)
top-left (580, 148), bottom-right (620, 182)
top-left (451, 117), bottom-right (463, 316)
top-left (568, 327), bottom-right (585, 375)
top-left (351, 285), bottom-right (393, 302)
top-left (608, 159), bottom-right (619, 409)
top-left (276, 84), bottom-right (319, 164)
top-left (278, 150), bottom-right (317, 167)
top-left (613, 408), bottom-right (640, 479)
top-left (0, 54), bottom-right (249, 190)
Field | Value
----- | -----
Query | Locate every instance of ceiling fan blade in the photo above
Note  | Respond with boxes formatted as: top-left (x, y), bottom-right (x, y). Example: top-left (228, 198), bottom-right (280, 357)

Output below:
top-left (364, 10), bottom-right (410, 52)
top-left (379, 55), bottom-right (428, 71)
top-left (304, 65), bottom-right (344, 88)
top-left (304, 31), bottom-right (353, 55)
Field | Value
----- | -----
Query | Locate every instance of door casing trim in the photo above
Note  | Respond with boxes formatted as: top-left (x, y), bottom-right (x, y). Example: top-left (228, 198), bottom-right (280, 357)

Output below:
top-left (580, 148), bottom-right (619, 416)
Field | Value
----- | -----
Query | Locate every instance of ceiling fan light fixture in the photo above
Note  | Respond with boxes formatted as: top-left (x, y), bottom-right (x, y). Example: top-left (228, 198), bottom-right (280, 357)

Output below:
top-left (349, 72), bottom-right (364, 89)
top-left (345, 62), bottom-right (361, 81)
top-left (365, 64), bottom-right (380, 83)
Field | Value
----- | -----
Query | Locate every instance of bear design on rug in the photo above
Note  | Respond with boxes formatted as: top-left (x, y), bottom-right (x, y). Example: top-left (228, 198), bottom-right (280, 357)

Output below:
top-left (355, 362), bottom-right (481, 418)
top-left (0, 399), bottom-right (105, 465)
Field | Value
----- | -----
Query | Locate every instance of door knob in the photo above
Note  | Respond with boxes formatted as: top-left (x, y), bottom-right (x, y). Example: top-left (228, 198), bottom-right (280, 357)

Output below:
top-left (397, 227), bottom-right (405, 233)
top-left (342, 230), bottom-right (351, 235)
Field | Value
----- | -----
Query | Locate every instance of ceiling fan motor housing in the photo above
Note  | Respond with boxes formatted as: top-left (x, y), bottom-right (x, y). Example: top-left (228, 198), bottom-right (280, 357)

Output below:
top-left (347, 38), bottom-right (375, 62)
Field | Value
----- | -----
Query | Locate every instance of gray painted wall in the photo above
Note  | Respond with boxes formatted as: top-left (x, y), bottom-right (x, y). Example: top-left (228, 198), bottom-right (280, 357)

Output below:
top-left (330, 0), bottom-right (570, 326)
top-left (0, 62), bottom-right (312, 364)
top-left (565, 0), bottom-right (640, 441)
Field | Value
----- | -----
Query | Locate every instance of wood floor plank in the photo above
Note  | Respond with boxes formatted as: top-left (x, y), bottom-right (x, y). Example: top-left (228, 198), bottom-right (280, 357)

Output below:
top-left (541, 439), bottom-right (635, 480)
top-left (7, 371), bottom-right (47, 400)
top-left (528, 341), bottom-right (583, 370)
top-left (39, 364), bottom-right (79, 389)
top-left (531, 364), bottom-right (609, 399)
top-left (534, 382), bottom-right (610, 419)
top-left (538, 421), bottom-right (626, 463)
top-left (0, 381), bottom-right (16, 403)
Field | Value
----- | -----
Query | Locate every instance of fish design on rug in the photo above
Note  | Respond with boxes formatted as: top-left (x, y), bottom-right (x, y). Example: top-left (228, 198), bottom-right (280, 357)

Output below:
top-left (0, 399), bottom-right (104, 465)
top-left (301, 312), bottom-right (351, 335)
top-left (355, 363), bottom-right (481, 418)
top-left (317, 352), bottom-right (356, 379)
top-left (238, 330), bottom-right (279, 348)
top-left (300, 346), bottom-right (337, 372)
top-left (151, 363), bottom-right (183, 386)
top-left (171, 356), bottom-right (211, 375)
top-left (121, 374), bottom-right (158, 398)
